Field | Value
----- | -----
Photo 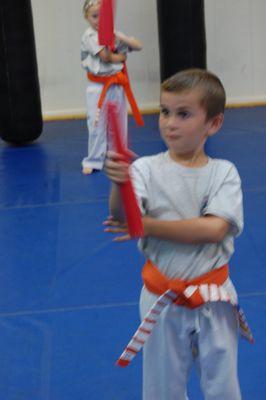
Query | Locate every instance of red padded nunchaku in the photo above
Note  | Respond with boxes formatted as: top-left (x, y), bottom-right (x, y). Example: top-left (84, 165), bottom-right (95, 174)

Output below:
top-left (107, 102), bottom-right (144, 238)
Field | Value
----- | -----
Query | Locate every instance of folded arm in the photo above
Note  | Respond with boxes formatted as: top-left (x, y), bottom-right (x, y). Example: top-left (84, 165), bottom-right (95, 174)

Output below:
top-left (115, 31), bottom-right (142, 51)
top-left (143, 215), bottom-right (230, 244)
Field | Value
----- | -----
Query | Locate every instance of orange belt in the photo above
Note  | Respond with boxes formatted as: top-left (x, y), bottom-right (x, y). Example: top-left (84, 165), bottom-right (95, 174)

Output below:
top-left (142, 259), bottom-right (229, 309)
top-left (87, 70), bottom-right (144, 126)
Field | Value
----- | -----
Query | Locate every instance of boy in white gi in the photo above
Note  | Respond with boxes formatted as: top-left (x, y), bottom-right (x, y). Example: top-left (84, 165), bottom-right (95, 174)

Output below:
top-left (104, 69), bottom-right (246, 399)
top-left (81, 0), bottom-right (142, 174)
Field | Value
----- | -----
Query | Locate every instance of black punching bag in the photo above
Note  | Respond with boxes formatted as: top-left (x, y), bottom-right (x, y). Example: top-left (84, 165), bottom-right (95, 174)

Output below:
top-left (0, 0), bottom-right (42, 144)
top-left (157, 0), bottom-right (207, 82)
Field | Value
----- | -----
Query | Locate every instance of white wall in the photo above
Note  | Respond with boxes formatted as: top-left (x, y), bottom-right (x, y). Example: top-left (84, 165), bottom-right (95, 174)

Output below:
top-left (205, 0), bottom-right (266, 104)
top-left (31, 0), bottom-right (266, 119)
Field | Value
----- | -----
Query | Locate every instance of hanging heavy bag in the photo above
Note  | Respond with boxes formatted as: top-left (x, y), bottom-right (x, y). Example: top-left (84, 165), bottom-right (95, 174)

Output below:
top-left (0, 0), bottom-right (42, 144)
top-left (156, 0), bottom-right (207, 82)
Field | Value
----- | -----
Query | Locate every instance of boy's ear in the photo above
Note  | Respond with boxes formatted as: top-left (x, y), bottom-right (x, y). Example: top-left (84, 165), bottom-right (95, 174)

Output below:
top-left (208, 113), bottom-right (224, 137)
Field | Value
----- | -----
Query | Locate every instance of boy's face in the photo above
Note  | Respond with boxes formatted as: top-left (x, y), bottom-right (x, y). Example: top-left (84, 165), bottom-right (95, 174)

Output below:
top-left (159, 89), bottom-right (221, 163)
top-left (85, 3), bottom-right (100, 30)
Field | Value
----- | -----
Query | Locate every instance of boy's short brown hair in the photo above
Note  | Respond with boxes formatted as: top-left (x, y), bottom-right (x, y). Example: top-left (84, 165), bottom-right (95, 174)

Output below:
top-left (161, 68), bottom-right (226, 120)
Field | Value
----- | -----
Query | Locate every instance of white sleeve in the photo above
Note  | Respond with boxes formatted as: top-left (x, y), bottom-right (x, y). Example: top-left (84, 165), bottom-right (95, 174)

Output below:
top-left (82, 32), bottom-right (104, 56)
top-left (130, 158), bottom-right (150, 215)
top-left (203, 163), bottom-right (244, 236)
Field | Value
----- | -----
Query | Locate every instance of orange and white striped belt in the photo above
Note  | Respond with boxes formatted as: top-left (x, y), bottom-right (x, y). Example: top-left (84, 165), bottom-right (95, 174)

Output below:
top-left (116, 261), bottom-right (254, 367)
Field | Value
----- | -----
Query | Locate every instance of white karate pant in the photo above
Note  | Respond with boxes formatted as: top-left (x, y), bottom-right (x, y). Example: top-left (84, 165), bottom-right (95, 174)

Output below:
top-left (82, 81), bottom-right (128, 170)
top-left (140, 286), bottom-right (241, 400)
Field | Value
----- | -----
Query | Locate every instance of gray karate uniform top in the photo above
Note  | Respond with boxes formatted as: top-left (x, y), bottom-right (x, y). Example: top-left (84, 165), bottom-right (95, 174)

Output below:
top-left (131, 151), bottom-right (243, 281)
top-left (81, 26), bottom-right (129, 76)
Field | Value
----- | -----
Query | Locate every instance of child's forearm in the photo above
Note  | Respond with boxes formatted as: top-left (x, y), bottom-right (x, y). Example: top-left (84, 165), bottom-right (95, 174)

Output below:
top-left (115, 31), bottom-right (142, 51)
top-left (143, 215), bottom-right (230, 244)
top-left (109, 183), bottom-right (125, 222)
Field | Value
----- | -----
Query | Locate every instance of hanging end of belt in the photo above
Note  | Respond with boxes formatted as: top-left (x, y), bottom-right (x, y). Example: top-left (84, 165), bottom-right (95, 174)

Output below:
top-left (116, 358), bottom-right (130, 368)
top-left (94, 108), bottom-right (101, 127)
top-left (133, 112), bottom-right (145, 127)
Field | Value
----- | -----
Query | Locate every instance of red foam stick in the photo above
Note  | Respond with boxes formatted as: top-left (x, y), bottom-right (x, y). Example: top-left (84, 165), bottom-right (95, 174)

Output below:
top-left (98, 0), bottom-right (116, 50)
top-left (107, 102), bottom-right (144, 238)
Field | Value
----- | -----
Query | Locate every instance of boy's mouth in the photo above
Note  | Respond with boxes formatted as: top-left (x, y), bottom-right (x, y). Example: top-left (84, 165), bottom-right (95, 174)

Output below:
top-left (165, 134), bottom-right (181, 140)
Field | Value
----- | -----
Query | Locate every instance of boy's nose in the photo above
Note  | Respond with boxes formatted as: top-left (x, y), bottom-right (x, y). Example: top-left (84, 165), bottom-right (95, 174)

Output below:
top-left (166, 116), bottom-right (178, 130)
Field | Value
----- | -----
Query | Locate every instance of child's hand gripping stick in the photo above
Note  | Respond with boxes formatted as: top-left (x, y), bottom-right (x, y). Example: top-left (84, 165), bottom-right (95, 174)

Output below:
top-left (107, 102), bottom-right (144, 238)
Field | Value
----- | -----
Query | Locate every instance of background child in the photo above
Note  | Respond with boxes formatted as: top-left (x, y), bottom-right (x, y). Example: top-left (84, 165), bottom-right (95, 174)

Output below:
top-left (81, 0), bottom-right (142, 174)
top-left (104, 69), bottom-right (244, 399)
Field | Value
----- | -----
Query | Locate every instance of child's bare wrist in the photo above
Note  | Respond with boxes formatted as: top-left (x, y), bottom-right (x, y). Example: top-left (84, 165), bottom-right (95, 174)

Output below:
top-left (142, 216), bottom-right (151, 237)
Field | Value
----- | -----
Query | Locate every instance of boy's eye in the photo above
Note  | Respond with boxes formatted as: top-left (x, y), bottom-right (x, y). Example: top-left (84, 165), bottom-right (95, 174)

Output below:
top-left (178, 110), bottom-right (190, 119)
top-left (160, 107), bottom-right (169, 116)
